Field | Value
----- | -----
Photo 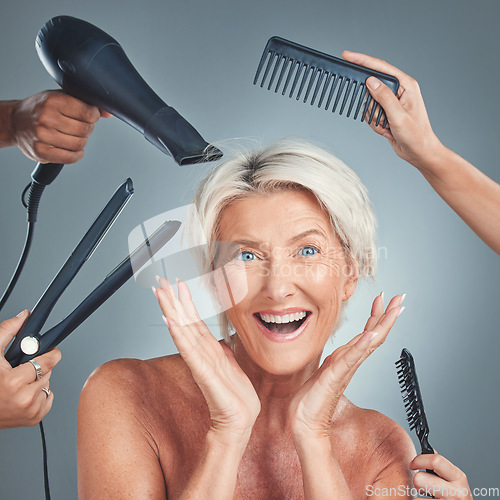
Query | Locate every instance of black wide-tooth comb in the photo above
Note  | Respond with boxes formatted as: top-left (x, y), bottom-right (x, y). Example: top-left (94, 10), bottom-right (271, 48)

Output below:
top-left (253, 36), bottom-right (399, 129)
top-left (396, 348), bottom-right (438, 478)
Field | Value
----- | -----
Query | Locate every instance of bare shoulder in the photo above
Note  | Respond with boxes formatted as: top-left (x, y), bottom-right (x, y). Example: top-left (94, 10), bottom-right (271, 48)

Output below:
top-left (77, 354), bottom-right (199, 499)
top-left (346, 399), bottom-right (413, 450)
top-left (81, 354), bottom-right (189, 402)
top-left (334, 397), bottom-right (415, 489)
top-left (79, 353), bottom-right (204, 432)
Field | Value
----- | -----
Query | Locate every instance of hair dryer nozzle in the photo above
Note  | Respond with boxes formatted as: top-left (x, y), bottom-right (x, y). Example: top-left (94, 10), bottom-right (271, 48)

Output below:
top-left (144, 105), bottom-right (223, 165)
top-left (36, 15), bottom-right (222, 165)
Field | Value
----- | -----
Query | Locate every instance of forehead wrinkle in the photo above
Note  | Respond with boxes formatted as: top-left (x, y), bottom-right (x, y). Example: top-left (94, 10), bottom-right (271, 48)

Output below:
top-left (286, 227), bottom-right (330, 246)
top-left (217, 191), bottom-right (336, 247)
top-left (220, 216), bottom-right (335, 248)
top-left (223, 227), bottom-right (331, 248)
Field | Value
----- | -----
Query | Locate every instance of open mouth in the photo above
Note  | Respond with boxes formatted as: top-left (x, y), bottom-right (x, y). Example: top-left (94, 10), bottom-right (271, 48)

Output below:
top-left (254, 311), bottom-right (311, 334)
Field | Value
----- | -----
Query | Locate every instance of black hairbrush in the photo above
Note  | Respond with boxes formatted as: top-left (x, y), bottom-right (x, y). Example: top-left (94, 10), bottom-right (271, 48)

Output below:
top-left (253, 36), bottom-right (399, 129)
top-left (396, 348), bottom-right (438, 477)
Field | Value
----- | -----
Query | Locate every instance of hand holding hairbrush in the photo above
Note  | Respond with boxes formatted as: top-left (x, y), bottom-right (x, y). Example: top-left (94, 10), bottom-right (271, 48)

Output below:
top-left (395, 348), bottom-right (438, 477)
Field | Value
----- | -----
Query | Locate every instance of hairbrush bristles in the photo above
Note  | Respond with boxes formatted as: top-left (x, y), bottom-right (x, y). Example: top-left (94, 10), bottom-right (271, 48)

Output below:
top-left (396, 348), bottom-right (435, 456)
top-left (253, 36), bottom-right (399, 128)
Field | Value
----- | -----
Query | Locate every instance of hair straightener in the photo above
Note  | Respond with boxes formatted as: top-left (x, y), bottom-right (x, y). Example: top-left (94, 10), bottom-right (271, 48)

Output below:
top-left (5, 178), bottom-right (180, 367)
top-left (254, 36), bottom-right (399, 129)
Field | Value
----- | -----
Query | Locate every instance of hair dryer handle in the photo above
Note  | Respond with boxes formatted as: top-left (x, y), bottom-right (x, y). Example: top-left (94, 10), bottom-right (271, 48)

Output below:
top-left (31, 162), bottom-right (64, 186)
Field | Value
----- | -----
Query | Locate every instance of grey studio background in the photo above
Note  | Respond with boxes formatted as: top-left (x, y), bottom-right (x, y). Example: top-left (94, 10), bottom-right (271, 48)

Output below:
top-left (0, 0), bottom-right (499, 498)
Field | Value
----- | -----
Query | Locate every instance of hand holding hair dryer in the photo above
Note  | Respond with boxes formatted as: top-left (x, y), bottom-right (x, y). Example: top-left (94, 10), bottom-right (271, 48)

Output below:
top-left (36, 15), bottom-right (222, 165)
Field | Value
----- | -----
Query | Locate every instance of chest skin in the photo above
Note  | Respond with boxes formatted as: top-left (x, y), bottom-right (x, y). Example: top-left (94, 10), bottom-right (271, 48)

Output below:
top-left (139, 356), bottom-right (383, 500)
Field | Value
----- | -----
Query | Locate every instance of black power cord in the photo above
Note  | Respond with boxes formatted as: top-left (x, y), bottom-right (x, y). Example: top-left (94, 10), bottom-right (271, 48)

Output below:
top-left (1, 162), bottom-right (63, 499)
top-left (40, 421), bottom-right (51, 500)
top-left (0, 219), bottom-right (34, 312)
top-left (0, 162), bottom-right (63, 314)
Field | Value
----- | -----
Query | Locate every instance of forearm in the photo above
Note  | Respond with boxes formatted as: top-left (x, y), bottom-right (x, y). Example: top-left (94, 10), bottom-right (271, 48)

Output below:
top-left (176, 429), bottom-right (248, 500)
top-left (294, 436), bottom-right (353, 500)
top-left (415, 144), bottom-right (500, 254)
top-left (0, 100), bottom-right (18, 147)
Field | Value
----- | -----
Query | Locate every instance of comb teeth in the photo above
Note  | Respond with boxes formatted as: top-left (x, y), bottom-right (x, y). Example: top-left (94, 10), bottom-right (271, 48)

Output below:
top-left (253, 37), bottom-right (399, 129)
top-left (395, 349), bottom-right (430, 441)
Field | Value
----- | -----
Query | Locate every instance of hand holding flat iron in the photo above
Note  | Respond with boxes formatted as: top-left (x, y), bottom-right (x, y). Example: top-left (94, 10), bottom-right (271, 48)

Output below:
top-left (0, 310), bottom-right (61, 429)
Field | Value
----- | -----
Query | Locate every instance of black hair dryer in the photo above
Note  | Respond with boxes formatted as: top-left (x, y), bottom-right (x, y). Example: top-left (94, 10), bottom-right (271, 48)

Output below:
top-left (36, 15), bottom-right (222, 165)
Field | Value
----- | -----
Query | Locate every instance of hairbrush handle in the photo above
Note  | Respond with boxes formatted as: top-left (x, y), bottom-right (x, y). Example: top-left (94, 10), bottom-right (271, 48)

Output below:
top-left (420, 434), bottom-right (439, 476)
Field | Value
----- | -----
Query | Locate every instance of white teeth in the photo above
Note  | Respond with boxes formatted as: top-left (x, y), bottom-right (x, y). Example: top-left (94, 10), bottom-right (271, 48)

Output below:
top-left (258, 311), bottom-right (307, 324)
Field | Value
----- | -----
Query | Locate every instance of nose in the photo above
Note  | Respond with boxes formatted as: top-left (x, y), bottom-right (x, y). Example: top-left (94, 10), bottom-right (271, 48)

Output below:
top-left (263, 259), bottom-right (297, 302)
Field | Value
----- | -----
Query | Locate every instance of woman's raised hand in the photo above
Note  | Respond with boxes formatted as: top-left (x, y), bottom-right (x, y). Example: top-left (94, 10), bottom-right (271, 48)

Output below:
top-left (288, 293), bottom-right (405, 443)
top-left (154, 278), bottom-right (260, 445)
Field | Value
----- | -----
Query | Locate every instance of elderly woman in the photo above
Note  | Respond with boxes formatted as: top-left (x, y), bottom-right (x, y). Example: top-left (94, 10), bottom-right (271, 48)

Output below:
top-left (77, 52), bottom-right (483, 499)
top-left (77, 135), bottom-right (415, 499)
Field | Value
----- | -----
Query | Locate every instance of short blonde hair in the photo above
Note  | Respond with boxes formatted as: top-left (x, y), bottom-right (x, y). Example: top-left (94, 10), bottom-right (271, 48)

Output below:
top-left (186, 138), bottom-right (377, 342)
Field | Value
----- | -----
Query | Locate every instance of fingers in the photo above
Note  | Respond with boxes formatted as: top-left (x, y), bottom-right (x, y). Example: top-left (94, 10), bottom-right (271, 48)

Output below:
top-left (364, 77), bottom-right (408, 134)
top-left (45, 91), bottom-right (101, 123)
top-left (12, 90), bottom-right (105, 164)
top-left (22, 376), bottom-right (55, 426)
top-left (14, 348), bottom-right (62, 383)
top-left (34, 125), bottom-right (90, 153)
top-left (411, 454), bottom-right (469, 484)
top-left (159, 294), bottom-right (230, 401)
top-left (332, 294), bottom-right (405, 379)
top-left (155, 278), bottom-right (191, 327)
top-left (342, 51), bottom-right (411, 83)
top-left (43, 110), bottom-right (96, 138)
top-left (328, 305), bottom-right (400, 384)
top-left (38, 386), bottom-right (55, 421)
top-left (0, 312), bottom-right (60, 429)
top-left (32, 144), bottom-right (85, 165)
top-left (154, 278), bottom-right (220, 359)
top-left (0, 310), bottom-right (29, 355)
top-left (154, 277), bottom-right (180, 322)
top-left (362, 292), bottom-right (405, 334)
top-left (342, 50), bottom-right (426, 138)
top-left (0, 364), bottom-right (55, 429)
top-left (365, 297), bottom-right (404, 347)
top-left (363, 292), bottom-right (384, 332)
top-left (412, 459), bottom-right (472, 500)
top-left (177, 280), bottom-right (203, 325)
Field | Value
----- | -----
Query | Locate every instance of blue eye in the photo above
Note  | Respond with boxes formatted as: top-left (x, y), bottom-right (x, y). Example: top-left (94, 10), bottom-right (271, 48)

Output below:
top-left (237, 251), bottom-right (255, 261)
top-left (300, 246), bottom-right (317, 256)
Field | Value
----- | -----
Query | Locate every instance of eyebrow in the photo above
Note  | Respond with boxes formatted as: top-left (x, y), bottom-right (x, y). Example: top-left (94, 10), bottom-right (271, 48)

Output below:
top-left (231, 229), bottom-right (328, 248)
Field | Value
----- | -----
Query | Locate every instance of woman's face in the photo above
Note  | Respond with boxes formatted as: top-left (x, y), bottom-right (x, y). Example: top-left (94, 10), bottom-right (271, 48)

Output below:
top-left (216, 189), bottom-right (358, 375)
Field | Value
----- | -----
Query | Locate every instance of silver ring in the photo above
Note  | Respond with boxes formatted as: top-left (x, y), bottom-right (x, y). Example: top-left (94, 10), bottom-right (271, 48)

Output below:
top-left (29, 359), bottom-right (43, 380)
top-left (42, 387), bottom-right (51, 397)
